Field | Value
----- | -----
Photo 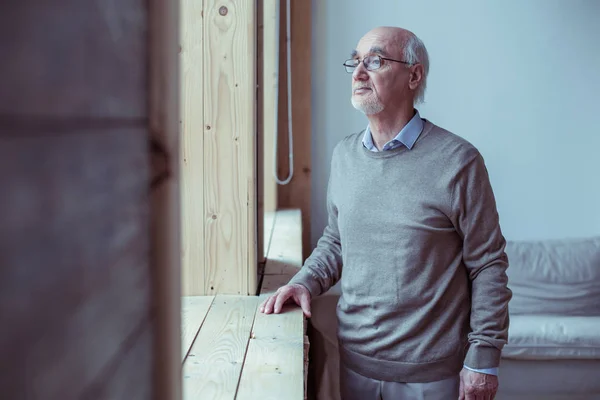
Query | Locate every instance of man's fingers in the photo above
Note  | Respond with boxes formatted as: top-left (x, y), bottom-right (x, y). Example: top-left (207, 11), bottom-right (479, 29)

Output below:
top-left (299, 292), bottom-right (312, 318)
top-left (464, 387), bottom-right (476, 400)
top-left (258, 297), bottom-right (269, 313)
top-left (273, 290), bottom-right (291, 313)
top-left (260, 284), bottom-right (312, 316)
top-left (262, 294), bottom-right (278, 314)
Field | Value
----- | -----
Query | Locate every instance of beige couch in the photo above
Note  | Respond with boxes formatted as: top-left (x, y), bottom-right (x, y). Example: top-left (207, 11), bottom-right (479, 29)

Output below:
top-left (307, 237), bottom-right (600, 400)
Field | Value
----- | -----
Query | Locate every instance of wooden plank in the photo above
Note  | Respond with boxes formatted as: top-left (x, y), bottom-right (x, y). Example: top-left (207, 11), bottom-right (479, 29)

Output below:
top-left (0, 0), bottom-right (147, 119)
top-left (236, 296), bottom-right (304, 400)
top-left (203, 0), bottom-right (257, 295)
top-left (0, 128), bottom-right (151, 399)
top-left (264, 209), bottom-right (302, 276)
top-left (262, 0), bottom-right (279, 215)
top-left (181, 296), bottom-right (215, 361)
top-left (257, 209), bottom-right (307, 399)
top-left (276, 0), bottom-right (312, 261)
top-left (149, 0), bottom-right (182, 398)
top-left (183, 295), bottom-right (259, 399)
top-left (180, 0), bottom-right (206, 296)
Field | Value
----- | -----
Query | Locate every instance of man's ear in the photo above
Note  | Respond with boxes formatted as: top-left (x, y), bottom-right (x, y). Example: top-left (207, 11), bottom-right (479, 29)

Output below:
top-left (408, 64), bottom-right (424, 90)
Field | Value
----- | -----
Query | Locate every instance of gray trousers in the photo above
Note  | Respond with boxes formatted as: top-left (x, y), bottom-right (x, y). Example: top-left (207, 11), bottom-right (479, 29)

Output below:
top-left (340, 361), bottom-right (459, 400)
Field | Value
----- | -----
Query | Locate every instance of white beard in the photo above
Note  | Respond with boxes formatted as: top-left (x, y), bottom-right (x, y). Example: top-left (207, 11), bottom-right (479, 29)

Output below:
top-left (351, 93), bottom-right (384, 115)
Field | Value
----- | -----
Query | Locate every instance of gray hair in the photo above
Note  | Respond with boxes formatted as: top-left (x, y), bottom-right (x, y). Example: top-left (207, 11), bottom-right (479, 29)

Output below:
top-left (402, 33), bottom-right (430, 104)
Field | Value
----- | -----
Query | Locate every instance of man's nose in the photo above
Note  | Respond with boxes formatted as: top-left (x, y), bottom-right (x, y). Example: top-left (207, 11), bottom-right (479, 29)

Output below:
top-left (352, 61), bottom-right (369, 81)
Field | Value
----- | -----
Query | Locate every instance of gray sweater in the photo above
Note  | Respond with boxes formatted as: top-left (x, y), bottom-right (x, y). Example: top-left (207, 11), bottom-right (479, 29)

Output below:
top-left (289, 120), bottom-right (512, 383)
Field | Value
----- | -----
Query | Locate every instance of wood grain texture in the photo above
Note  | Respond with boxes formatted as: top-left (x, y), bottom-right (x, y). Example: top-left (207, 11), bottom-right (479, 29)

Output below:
top-left (0, 128), bottom-right (151, 399)
top-left (183, 295), bottom-right (259, 399)
top-left (203, 0), bottom-right (257, 295)
top-left (255, 208), bottom-right (307, 399)
top-left (276, 0), bottom-right (312, 261)
top-left (236, 295), bottom-right (305, 400)
top-left (180, 0), bottom-right (206, 296)
top-left (0, 0), bottom-right (147, 119)
top-left (181, 296), bottom-right (215, 361)
top-left (149, 0), bottom-right (182, 398)
top-left (262, 0), bottom-right (279, 216)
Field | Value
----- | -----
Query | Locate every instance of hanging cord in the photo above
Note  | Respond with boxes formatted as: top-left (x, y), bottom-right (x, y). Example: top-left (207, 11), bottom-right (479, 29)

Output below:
top-left (273, 0), bottom-right (294, 185)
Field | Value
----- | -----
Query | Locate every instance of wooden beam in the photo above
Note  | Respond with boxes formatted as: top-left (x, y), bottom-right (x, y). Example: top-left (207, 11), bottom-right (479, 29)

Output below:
top-left (149, 0), bottom-right (182, 398)
top-left (180, 0), bottom-right (206, 296)
top-left (276, 0), bottom-right (312, 261)
top-left (203, 0), bottom-right (257, 295)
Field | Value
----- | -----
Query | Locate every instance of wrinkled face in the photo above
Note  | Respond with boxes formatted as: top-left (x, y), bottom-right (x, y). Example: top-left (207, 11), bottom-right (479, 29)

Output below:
top-left (350, 30), bottom-right (411, 115)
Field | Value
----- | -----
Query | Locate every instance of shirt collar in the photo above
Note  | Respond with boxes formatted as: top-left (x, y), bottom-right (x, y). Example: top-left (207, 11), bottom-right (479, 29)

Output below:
top-left (362, 110), bottom-right (424, 151)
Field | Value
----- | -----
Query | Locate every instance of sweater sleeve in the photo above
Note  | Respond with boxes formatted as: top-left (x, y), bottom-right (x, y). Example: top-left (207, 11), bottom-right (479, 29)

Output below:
top-left (451, 151), bottom-right (512, 370)
top-left (288, 166), bottom-right (343, 298)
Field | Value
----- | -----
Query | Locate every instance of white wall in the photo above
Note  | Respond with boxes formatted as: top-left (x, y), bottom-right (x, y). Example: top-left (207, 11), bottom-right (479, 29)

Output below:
top-left (310, 0), bottom-right (600, 248)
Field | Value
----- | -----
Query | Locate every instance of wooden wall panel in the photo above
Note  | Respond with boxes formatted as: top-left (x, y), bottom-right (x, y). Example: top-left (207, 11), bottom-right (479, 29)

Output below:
top-left (180, 0), bottom-right (206, 296)
top-left (203, 0), bottom-right (257, 295)
top-left (0, 1), bottom-right (182, 399)
top-left (0, 0), bottom-right (147, 119)
top-left (276, 0), bottom-right (312, 261)
top-left (180, 0), bottom-right (258, 296)
top-left (0, 129), bottom-right (152, 399)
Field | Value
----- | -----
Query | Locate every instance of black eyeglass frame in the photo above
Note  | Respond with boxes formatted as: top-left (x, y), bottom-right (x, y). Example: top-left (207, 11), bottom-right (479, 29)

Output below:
top-left (342, 55), bottom-right (413, 73)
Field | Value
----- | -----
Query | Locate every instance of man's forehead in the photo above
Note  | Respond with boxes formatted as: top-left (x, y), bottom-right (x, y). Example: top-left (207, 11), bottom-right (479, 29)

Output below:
top-left (351, 45), bottom-right (390, 58)
top-left (352, 28), bottom-right (406, 58)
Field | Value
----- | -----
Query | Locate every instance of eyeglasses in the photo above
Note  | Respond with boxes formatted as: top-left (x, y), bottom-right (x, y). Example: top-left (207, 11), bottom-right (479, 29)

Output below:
top-left (343, 55), bottom-right (412, 73)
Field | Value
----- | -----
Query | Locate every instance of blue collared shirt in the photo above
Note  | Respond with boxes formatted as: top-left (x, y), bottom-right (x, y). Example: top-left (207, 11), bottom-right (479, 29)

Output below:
top-left (362, 110), bottom-right (424, 151)
top-left (362, 110), bottom-right (499, 377)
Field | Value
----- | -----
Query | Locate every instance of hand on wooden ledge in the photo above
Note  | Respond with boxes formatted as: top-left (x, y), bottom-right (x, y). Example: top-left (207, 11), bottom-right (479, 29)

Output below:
top-left (259, 284), bottom-right (312, 318)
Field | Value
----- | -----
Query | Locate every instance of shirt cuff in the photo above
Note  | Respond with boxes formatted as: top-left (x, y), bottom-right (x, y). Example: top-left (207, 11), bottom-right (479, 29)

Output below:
top-left (463, 365), bottom-right (498, 376)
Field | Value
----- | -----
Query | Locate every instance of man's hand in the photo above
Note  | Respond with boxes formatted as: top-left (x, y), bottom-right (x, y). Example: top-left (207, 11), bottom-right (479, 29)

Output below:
top-left (259, 284), bottom-right (312, 318)
top-left (459, 368), bottom-right (498, 400)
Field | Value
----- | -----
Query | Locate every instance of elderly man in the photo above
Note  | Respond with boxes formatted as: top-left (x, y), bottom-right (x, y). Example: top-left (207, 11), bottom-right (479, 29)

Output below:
top-left (260, 26), bottom-right (511, 400)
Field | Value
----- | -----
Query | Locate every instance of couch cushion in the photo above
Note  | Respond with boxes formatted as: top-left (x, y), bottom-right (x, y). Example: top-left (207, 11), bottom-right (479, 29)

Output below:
top-left (503, 315), bottom-right (600, 360)
top-left (505, 237), bottom-right (600, 316)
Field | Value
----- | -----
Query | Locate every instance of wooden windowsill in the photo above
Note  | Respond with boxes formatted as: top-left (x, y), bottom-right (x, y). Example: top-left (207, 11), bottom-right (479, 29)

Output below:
top-left (181, 209), bottom-right (307, 399)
